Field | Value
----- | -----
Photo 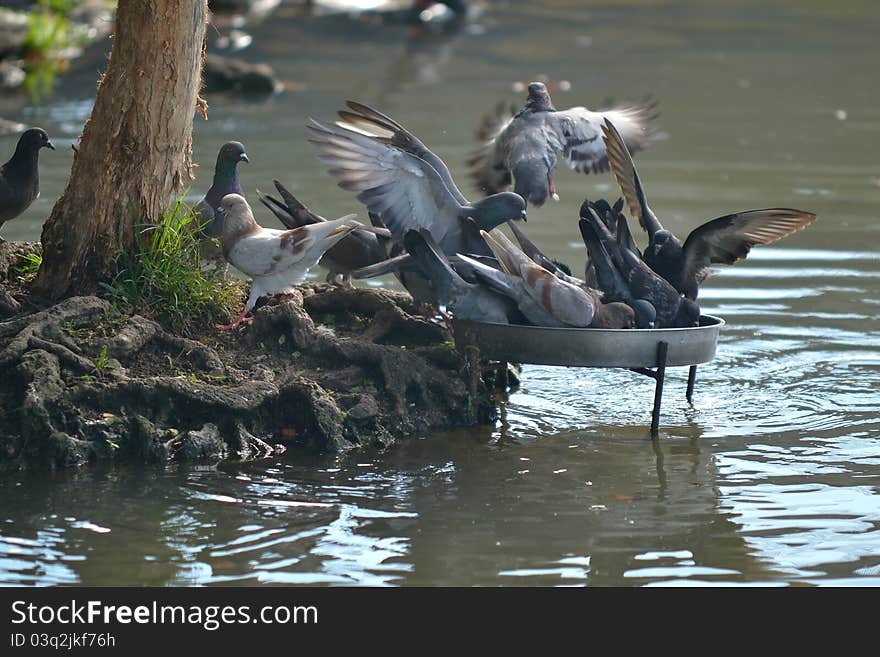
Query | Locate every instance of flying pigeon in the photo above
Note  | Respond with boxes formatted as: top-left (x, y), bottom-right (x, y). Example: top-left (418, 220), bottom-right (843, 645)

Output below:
top-left (468, 82), bottom-right (658, 206)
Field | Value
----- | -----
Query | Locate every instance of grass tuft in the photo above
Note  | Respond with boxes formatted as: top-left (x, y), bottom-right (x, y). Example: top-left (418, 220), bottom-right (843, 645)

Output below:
top-left (101, 198), bottom-right (245, 334)
top-left (11, 252), bottom-right (43, 282)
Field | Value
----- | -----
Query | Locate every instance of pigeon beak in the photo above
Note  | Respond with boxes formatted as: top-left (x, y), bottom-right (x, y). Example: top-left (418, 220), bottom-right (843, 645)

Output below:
top-left (519, 210), bottom-right (528, 222)
top-left (45, 141), bottom-right (56, 151)
top-left (240, 153), bottom-right (250, 163)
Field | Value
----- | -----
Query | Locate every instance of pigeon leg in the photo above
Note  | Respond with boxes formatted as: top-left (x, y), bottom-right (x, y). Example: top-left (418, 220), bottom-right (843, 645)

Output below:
top-left (440, 309), bottom-right (454, 336)
top-left (217, 309), bottom-right (253, 331)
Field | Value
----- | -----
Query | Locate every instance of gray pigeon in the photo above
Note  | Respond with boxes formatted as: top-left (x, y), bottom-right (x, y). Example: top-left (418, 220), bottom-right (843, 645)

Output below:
top-left (307, 104), bottom-right (527, 258)
top-left (468, 82), bottom-right (658, 206)
top-left (217, 194), bottom-right (360, 329)
top-left (0, 128), bottom-right (54, 238)
top-left (258, 180), bottom-right (388, 286)
top-left (602, 118), bottom-right (816, 300)
top-left (193, 141), bottom-right (249, 239)
top-left (481, 228), bottom-right (634, 329)
top-left (404, 229), bottom-right (515, 324)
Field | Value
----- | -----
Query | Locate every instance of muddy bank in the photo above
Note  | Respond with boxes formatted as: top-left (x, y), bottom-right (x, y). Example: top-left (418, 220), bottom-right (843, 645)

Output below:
top-left (0, 242), bottom-right (501, 471)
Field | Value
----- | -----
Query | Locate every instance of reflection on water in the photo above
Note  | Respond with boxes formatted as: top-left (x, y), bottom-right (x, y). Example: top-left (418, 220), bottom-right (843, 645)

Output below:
top-left (2, 0), bottom-right (880, 586)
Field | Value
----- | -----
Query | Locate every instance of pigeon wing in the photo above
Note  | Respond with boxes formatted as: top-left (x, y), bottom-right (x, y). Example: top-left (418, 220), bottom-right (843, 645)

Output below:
top-left (466, 100), bottom-right (517, 195)
top-left (680, 208), bottom-right (817, 285)
top-left (553, 100), bottom-right (658, 176)
top-left (308, 118), bottom-right (464, 249)
top-left (601, 117), bottom-right (663, 236)
top-left (337, 101), bottom-right (469, 205)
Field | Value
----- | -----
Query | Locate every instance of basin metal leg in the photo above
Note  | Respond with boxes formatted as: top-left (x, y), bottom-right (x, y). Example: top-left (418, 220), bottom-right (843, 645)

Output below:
top-left (650, 342), bottom-right (668, 438)
top-left (686, 365), bottom-right (697, 403)
top-left (631, 341), bottom-right (669, 438)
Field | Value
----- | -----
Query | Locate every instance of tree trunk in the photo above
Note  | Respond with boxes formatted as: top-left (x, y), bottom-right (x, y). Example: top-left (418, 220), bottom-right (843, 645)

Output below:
top-left (34, 0), bottom-right (209, 299)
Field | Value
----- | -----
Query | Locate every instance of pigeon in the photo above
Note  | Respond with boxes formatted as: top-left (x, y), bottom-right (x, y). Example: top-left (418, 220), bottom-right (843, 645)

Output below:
top-left (257, 179), bottom-right (389, 286)
top-left (404, 229), bottom-right (515, 325)
top-left (307, 103), bottom-right (527, 259)
top-left (504, 219), bottom-right (586, 289)
top-left (579, 201), bottom-right (700, 329)
top-left (577, 201), bottom-right (656, 329)
top-left (467, 82), bottom-right (658, 206)
top-left (481, 228), bottom-right (634, 329)
top-left (193, 141), bottom-right (249, 239)
top-left (452, 252), bottom-right (563, 327)
top-left (0, 128), bottom-right (54, 238)
top-left (217, 193), bottom-right (360, 329)
top-left (602, 118), bottom-right (817, 300)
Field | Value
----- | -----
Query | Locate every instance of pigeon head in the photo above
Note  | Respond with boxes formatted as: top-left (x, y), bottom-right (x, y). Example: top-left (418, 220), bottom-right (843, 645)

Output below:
top-left (652, 230), bottom-right (673, 247)
top-left (595, 302), bottom-right (635, 329)
top-left (215, 141), bottom-right (249, 176)
top-left (471, 191), bottom-right (527, 231)
top-left (218, 194), bottom-right (258, 247)
top-left (675, 297), bottom-right (701, 328)
top-left (629, 299), bottom-right (657, 329)
top-left (512, 158), bottom-right (557, 207)
top-left (15, 128), bottom-right (54, 156)
top-left (524, 82), bottom-right (555, 112)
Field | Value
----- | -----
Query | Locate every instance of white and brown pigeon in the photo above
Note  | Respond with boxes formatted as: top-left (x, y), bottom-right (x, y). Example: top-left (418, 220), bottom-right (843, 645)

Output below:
top-left (468, 82), bottom-right (658, 206)
top-left (217, 193), bottom-right (361, 329)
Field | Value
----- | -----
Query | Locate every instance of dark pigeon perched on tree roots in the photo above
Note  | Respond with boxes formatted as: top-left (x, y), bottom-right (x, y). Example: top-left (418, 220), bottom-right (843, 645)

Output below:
top-left (257, 179), bottom-right (389, 286)
top-left (602, 118), bottom-right (817, 300)
top-left (468, 82), bottom-right (658, 206)
top-left (579, 200), bottom-right (699, 329)
top-left (193, 141), bottom-right (249, 239)
top-left (308, 102), bottom-right (527, 258)
top-left (0, 128), bottom-right (54, 239)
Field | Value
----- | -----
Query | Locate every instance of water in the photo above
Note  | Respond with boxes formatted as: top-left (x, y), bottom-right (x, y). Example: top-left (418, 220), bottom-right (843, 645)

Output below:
top-left (1, 0), bottom-right (879, 586)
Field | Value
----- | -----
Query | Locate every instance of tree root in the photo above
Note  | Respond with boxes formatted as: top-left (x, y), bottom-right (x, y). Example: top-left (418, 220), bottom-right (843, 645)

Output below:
top-left (1, 285), bottom-right (495, 471)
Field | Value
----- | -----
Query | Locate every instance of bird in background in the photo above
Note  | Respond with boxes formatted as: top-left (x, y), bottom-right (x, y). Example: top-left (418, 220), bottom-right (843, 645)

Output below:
top-left (257, 179), bottom-right (389, 286)
top-left (602, 118), bottom-right (816, 300)
top-left (217, 193), bottom-right (361, 329)
top-left (0, 127), bottom-right (54, 240)
top-left (468, 82), bottom-right (658, 206)
top-left (193, 141), bottom-right (249, 239)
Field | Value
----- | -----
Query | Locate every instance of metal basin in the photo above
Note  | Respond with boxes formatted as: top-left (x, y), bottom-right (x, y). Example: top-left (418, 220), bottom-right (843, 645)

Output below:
top-left (453, 315), bottom-right (725, 369)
